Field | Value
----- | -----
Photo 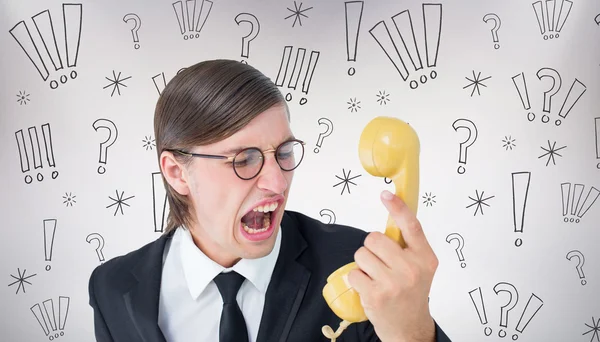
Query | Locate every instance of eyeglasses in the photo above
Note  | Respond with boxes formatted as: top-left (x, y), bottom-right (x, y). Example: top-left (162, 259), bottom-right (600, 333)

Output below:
top-left (166, 138), bottom-right (306, 180)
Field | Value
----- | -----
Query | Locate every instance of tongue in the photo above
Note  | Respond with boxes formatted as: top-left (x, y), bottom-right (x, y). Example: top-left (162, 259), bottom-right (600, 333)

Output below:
top-left (242, 211), bottom-right (269, 229)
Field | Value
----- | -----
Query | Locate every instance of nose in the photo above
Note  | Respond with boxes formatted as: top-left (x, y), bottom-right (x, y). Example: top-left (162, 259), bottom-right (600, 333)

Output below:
top-left (256, 153), bottom-right (289, 194)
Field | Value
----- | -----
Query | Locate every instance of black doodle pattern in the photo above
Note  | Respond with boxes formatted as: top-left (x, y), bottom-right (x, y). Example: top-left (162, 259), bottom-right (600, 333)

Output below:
top-left (469, 283), bottom-right (544, 339)
top-left (172, 0), bottom-right (213, 40)
top-left (9, 3), bottom-right (83, 89)
top-left (445, 233), bottom-right (466, 268)
top-left (3, 1), bottom-right (599, 340)
top-left (92, 118), bottom-right (118, 174)
top-left (31, 296), bottom-right (70, 340)
top-left (123, 13), bottom-right (141, 49)
top-left (512, 68), bottom-right (586, 126)
top-left (15, 123), bottom-right (58, 184)
top-left (275, 45), bottom-right (320, 105)
top-left (452, 118), bottom-right (477, 174)
top-left (86, 233), bottom-right (106, 263)
top-left (235, 13), bottom-right (260, 63)
top-left (369, 3), bottom-right (442, 89)
top-left (565, 250), bottom-right (587, 286)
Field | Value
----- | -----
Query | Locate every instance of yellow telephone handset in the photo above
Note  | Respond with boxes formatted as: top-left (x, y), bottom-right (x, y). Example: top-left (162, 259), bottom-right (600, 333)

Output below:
top-left (321, 116), bottom-right (420, 341)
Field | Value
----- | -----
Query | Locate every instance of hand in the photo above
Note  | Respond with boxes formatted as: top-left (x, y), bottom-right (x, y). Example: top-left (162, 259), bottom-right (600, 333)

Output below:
top-left (347, 190), bottom-right (438, 342)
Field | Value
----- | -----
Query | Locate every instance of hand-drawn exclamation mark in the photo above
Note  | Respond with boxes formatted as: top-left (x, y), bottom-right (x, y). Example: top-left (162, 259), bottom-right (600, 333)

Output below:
top-left (152, 172), bottom-right (169, 233)
top-left (172, 0), bottom-right (213, 40)
top-left (15, 124), bottom-right (58, 184)
top-left (555, 78), bottom-right (586, 126)
top-left (15, 129), bottom-right (33, 184)
top-left (468, 287), bottom-right (492, 336)
top-left (511, 73), bottom-right (535, 122)
top-left (344, 1), bottom-right (363, 76)
top-left (9, 4), bottom-right (82, 89)
top-left (275, 46), bottom-right (320, 105)
top-left (193, 0), bottom-right (213, 36)
top-left (561, 182), bottom-right (600, 223)
top-left (513, 293), bottom-right (544, 340)
top-left (30, 296), bottom-right (70, 339)
top-left (152, 72), bottom-right (167, 95)
top-left (532, 0), bottom-right (572, 40)
top-left (595, 117), bottom-right (600, 169)
top-left (512, 171), bottom-right (531, 247)
top-left (173, 0), bottom-right (196, 39)
top-left (41, 123), bottom-right (58, 180)
top-left (43, 219), bottom-right (57, 271)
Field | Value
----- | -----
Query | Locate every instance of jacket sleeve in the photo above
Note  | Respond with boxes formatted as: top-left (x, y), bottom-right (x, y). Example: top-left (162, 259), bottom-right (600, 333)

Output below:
top-left (355, 319), bottom-right (452, 341)
top-left (88, 267), bottom-right (115, 342)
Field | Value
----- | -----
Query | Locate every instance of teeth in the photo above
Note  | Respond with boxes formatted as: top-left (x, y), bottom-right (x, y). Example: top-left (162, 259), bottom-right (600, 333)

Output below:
top-left (252, 202), bottom-right (278, 213)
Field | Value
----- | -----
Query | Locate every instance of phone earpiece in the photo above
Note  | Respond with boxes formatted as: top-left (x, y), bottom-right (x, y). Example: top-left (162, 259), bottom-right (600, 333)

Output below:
top-left (358, 116), bottom-right (420, 247)
top-left (321, 116), bottom-right (420, 341)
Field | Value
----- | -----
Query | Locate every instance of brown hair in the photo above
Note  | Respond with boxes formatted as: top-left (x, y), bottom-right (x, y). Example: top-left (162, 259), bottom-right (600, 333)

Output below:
top-left (154, 59), bottom-right (288, 235)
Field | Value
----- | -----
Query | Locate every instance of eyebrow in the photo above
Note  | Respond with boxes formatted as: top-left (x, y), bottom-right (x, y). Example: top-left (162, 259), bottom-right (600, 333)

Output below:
top-left (219, 134), bottom-right (296, 155)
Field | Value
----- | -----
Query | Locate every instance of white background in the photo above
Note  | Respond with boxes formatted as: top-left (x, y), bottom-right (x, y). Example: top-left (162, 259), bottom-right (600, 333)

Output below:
top-left (1, 0), bottom-right (599, 341)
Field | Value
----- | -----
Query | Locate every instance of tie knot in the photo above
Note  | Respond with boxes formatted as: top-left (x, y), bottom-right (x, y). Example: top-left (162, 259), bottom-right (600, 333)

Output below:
top-left (214, 271), bottom-right (245, 304)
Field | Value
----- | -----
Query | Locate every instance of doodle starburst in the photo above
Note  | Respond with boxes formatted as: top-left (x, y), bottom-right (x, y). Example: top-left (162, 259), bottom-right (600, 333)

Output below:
top-left (333, 169), bottom-right (361, 195)
top-left (103, 70), bottom-right (132, 97)
top-left (17, 90), bottom-right (30, 105)
top-left (142, 136), bottom-right (156, 150)
top-left (347, 97), bottom-right (361, 112)
top-left (466, 190), bottom-right (495, 216)
top-left (502, 135), bottom-right (516, 150)
top-left (8, 268), bottom-right (36, 294)
top-left (583, 316), bottom-right (600, 342)
top-left (107, 190), bottom-right (135, 216)
top-left (422, 192), bottom-right (437, 207)
top-left (376, 90), bottom-right (390, 105)
top-left (63, 192), bottom-right (76, 207)
top-left (463, 70), bottom-right (491, 96)
top-left (285, 1), bottom-right (313, 27)
top-left (539, 140), bottom-right (566, 166)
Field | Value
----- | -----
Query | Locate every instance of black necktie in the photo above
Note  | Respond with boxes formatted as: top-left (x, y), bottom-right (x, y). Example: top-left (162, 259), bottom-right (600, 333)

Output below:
top-left (213, 271), bottom-right (249, 342)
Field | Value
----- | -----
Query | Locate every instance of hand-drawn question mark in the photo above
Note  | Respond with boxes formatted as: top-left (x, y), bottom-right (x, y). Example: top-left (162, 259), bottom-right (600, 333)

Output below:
top-left (566, 250), bottom-right (587, 285)
top-left (482, 13), bottom-right (501, 49)
top-left (493, 282), bottom-right (519, 339)
top-left (92, 118), bottom-right (118, 174)
top-left (319, 209), bottom-right (336, 224)
top-left (123, 13), bottom-right (141, 49)
top-left (234, 13), bottom-right (260, 63)
top-left (314, 117), bottom-right (333, 153)
top-left (86, 233), bottom-right (105, 263)
top-left (452, 118), bottom-right (478, 174)
top-left (445, 233), bottom-right (466, 268)
top-left (536, 67), bottom-right (562, 124)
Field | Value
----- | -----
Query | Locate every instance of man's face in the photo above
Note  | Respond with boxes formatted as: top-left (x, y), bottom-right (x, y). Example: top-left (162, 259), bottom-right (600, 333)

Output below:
top-left (178, 103), bottom-right (295, 267)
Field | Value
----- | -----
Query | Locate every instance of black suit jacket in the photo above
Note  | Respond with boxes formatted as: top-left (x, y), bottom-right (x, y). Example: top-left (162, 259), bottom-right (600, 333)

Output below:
top-left (88, 210), bottom-right (452, 341)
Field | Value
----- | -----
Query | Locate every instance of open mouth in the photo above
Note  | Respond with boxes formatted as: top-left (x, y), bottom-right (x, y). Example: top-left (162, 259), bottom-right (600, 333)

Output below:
top-left (241, 201), bottom-right (279, 235)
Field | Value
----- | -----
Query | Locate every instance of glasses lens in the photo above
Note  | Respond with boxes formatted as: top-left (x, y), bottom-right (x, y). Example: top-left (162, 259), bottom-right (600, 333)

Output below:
top-left (233, 148), bottom-right (263, 179)
top-left (277, 140), bottom-right (304, 171)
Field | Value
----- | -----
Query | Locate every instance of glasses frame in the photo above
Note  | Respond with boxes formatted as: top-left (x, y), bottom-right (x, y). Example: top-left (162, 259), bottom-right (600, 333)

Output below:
top-left (165, 138), bottom-right (306, 180)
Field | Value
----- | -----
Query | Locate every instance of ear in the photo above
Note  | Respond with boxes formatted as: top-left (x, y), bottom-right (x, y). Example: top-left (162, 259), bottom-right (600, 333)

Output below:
top-left (160, 151), bottom-right (191, 195)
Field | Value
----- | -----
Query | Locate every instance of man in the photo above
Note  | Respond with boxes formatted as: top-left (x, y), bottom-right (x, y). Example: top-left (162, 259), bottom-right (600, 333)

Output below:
top-left (88, 59), bottom-right (452, 342)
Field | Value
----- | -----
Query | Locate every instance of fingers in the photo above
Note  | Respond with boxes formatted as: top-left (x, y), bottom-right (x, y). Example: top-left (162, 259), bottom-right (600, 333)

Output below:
top-left (354, 244), bottom-right (388, 280)
top-left (363, 231), bottom-right (403, 270)
top-left (381, 190), bottom-right (432, 253)
top-left (347, 266), bottom-right (372, 295)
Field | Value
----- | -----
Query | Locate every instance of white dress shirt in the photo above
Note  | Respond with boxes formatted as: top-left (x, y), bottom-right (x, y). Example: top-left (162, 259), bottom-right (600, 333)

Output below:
top-left (157, 226), bottom-right (282, 342)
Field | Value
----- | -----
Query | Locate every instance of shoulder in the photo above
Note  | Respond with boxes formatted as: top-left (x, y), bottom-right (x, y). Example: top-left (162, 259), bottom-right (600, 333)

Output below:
top-left (282, 209), bottom-right (369, 256)
top-left (88, 233), bottom-right (171, 291)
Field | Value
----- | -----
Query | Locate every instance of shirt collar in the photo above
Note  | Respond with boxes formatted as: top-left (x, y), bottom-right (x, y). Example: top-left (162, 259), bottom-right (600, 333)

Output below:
top-left (177, 225), bottom-right (282, 300)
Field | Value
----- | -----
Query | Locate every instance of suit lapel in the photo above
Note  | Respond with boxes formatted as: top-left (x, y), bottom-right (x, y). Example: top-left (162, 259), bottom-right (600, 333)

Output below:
top-left (257, 212), bottom-right (311, 342)
top-left (123, 231), bottom-right (174, 342)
